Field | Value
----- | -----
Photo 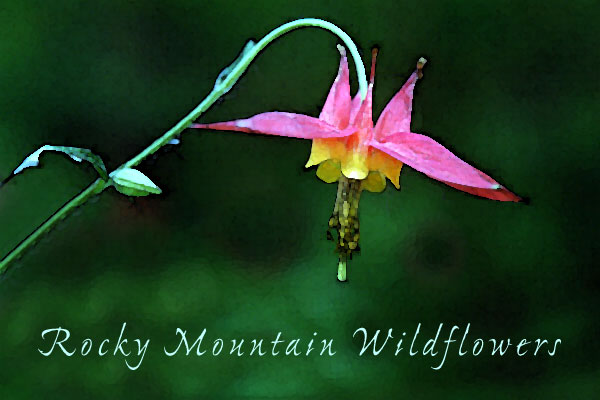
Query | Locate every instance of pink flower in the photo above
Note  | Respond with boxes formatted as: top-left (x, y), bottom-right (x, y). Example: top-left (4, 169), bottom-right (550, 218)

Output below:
top-left (192, 46), bottom-right (520, 281)
top-left (192, 46), bottom-right (519, 201)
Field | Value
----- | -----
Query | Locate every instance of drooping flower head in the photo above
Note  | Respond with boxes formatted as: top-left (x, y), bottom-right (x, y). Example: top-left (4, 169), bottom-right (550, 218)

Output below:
top-left (192, 46), bottom-right (520, 281)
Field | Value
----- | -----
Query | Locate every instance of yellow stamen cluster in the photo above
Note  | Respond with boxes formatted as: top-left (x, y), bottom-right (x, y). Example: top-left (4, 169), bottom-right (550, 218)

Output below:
top-left (327, 177), bottom-right (362, 271)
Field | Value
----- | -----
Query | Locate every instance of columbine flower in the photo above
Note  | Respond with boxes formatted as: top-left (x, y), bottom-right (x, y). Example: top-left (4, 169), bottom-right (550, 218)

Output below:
top-left (192, 45), bottom-right (520, 281)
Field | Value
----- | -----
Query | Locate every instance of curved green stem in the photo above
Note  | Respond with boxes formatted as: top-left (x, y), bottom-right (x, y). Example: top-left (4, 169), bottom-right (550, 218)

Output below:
top-left (0, 18), bottom-right (366, 274)
top-left (242, 18), bottom-right (368, 100)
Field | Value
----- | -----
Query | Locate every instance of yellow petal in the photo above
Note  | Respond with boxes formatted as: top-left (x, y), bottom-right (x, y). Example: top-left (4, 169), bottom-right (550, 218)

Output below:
top-left (368, 149), bottom-right (403, 189)
top-left (362, 171), bottom-right (386, 192)
top-left (305, 139), bottom-right (331, 168)
top-left (316, 159), bottom-right (342, 183)
top-left (305, 138), bottom-right (349, 167)
top-left (341, 151), bottom-right (369, 180)
top-left (383, 162), bottom-right (402, 189)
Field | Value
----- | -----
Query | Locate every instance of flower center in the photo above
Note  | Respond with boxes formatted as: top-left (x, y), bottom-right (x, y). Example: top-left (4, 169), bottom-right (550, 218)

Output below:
top-left (327, 175), bottom-right (362, 281)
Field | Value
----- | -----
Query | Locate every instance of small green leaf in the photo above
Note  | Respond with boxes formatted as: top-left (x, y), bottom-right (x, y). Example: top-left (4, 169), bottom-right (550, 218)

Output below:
top-left (9, 145), bottom-right (108, 181)
top-left (110, 168), bottom-right (162, 197)
top-left (214, 40), bottom-right (256, 95)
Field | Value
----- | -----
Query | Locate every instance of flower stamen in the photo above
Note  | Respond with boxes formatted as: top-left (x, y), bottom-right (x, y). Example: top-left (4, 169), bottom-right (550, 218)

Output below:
top-left (327, 175), bottom-right (362, 282)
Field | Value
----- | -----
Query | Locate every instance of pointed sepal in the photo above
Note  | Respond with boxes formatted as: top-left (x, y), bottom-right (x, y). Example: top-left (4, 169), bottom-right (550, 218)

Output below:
top-left (192, 112), bottom-right (354, 139)
top-left (371, 132), bottom-right (520, 201)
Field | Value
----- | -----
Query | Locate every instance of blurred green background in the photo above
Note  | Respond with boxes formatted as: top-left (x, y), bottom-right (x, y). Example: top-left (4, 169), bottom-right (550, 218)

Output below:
top-left (1, 0), bottom-right (599, 398)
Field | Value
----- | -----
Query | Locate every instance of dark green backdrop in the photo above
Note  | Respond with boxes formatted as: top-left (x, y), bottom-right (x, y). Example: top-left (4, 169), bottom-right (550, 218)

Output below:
top-left (1, 0), bottom-right (598, 398)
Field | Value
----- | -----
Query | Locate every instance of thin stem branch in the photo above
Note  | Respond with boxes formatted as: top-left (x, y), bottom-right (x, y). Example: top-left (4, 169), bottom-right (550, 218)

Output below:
top-left (250, 18), bottom-right (368, 100)
top-left (0, 179), bottom-right (107, 272)
top-left (0, 18), bottom-right (367, 274)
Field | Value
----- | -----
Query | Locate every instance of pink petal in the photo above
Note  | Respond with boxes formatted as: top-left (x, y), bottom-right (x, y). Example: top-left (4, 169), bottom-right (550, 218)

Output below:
top-left (349, 49), bottom-right (378, 130)
top-left (349, 93), bottom-right (364, 125)
top-left (319, 46), bottom-right (352, 129)
top-left (192, 112), bottom-right (354, 139)
top-left (374, 71), bottom-right (418, 141)
top-left (370, 132), bottom-right (520, 202)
